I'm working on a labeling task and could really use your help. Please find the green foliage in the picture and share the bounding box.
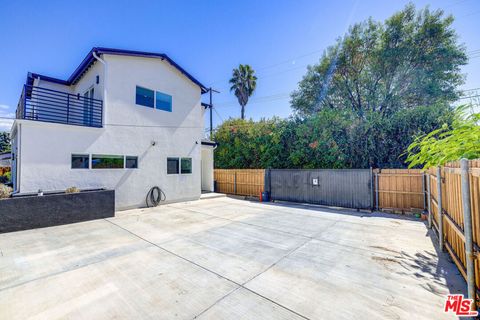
[214,118,286,169]
[0,132,10,153]
[406,106,480,168]
[214,104,452,169]
[229,64,257,119]
[291,4,467,117]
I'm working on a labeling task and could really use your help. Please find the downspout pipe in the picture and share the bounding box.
[92,51,107,126]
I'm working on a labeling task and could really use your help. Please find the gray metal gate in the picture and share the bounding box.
[266,169,373,209]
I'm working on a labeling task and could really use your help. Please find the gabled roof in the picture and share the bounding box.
[27,47,208,94]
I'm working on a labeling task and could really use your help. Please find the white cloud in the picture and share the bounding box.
[0,105,14,132]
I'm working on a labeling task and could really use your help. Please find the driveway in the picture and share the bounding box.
[0,196,465,319]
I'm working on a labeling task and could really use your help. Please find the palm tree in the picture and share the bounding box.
[229,64,257,119]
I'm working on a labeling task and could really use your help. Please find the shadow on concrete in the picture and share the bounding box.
[237,198,468,298]
[239,197,423,222]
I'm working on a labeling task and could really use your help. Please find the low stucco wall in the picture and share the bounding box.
[0,189,114,233]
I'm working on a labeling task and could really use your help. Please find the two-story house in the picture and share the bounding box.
[10,47,216,209]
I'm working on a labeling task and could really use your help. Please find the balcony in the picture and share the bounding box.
[16,85,103,128]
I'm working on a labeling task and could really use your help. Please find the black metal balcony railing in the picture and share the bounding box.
[17,85,103,128]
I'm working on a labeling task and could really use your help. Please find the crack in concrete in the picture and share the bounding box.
[241,220,340,287]
[104,219,312,320]
[173,205,314,240]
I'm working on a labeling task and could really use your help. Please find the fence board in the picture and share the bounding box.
[214,169,264,197]
[428,159,480,307]
[375,169,424,212]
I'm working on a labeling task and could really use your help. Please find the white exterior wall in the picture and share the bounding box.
[16,55,205,209]
[33,60,104,99]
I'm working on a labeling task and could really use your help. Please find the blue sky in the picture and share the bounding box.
[0,0,479,132]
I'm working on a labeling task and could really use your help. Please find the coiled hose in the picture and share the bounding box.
[146,186,166,207]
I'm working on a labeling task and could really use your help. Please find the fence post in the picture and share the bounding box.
[264,169,270,193]
[426,173,432,229]
[461,159,475,304]
[375,170,380,210]
[370,167,374,211]
[422,172,426,210]
[437,166,444,251]
[234,171,237,195]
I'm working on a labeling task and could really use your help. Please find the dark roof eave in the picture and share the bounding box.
[201,140,217,147]
[27,47,208,94]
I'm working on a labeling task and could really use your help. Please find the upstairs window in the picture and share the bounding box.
[136,86,154,108]
[156,91,172,112]
[136,85,172,112]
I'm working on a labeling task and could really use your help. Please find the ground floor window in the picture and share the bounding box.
[71,154,89,169]
[167,157,179,174]
[126,156,138,169]
[181,158,192,174]
[91,155,124,169]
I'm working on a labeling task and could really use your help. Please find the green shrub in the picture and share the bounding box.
[406,106,480,168]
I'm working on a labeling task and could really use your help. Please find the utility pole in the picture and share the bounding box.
[209,88,213,140]
[208,87,220,140]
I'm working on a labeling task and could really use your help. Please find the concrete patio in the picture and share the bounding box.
[0,197,466,319]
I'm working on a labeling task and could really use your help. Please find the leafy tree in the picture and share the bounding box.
[214,4,464,170]
[0,132,10,153]
[291,4,467,117]
[214,118,286,168]
[406,106,480,168]
[229,64,257,119]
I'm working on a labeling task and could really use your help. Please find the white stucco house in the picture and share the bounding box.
[11,47,216,209]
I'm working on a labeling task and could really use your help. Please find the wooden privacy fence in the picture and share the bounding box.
[426,159,480,306]
[214,169,265,197]
[373,169,426,212]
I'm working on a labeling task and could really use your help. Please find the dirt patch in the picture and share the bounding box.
[369,245,401,255]
[372,256,399,264]
[371,256,401,271]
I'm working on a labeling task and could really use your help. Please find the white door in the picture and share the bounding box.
[201,147,214,192]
